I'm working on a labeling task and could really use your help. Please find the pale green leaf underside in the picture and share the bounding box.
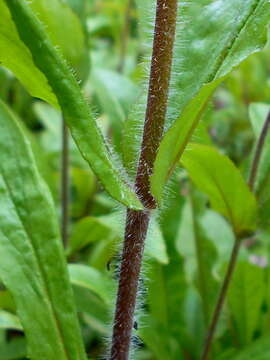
[0,100,87,360]
[0,311,22,331]
[181,144,257,236]
[151,0,270,204]
[2,0,142,210]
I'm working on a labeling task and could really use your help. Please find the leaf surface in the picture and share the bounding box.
[2,0,142,210]
[151,0,270,203]
[181,144,257,236]
[228,262,265,345]
[0,0,85,106]
[0,100,87,360]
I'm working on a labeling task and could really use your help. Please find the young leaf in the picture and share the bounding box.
[181,144,257,236]
[151,0,270,203]
[0,99,87,360]
[3,0,142,210]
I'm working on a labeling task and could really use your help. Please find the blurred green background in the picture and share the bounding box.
[1,0,270,359]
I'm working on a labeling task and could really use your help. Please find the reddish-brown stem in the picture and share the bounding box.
[110,1,178,359]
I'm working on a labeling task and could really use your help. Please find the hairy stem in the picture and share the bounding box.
[248,110,270,191]
[118,0,132,73]
[201,239,241,360]
[61,118,69,248]
[110,1,178,359]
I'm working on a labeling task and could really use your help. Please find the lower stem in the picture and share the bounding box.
[110,209,150,360]
[61,118,69,248]
[201,238,241,360]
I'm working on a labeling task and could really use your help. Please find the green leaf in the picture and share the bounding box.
[181,144,257,236]
[0,99,87,360]
[0,311,22,331]
[151,0,270,203]
[67,216,114,256]
[90,69,137,153]
[228,262,265,345]
[0,338,27,360]
[3,0,142,210]
[68,264,115,305]
[0,0,56,106]
[0,0,86,106]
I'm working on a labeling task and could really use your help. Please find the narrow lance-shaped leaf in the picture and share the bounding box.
[0,99,87,360]
[151,0,270,203]
[181,144,257,237]
[2,0,142,210]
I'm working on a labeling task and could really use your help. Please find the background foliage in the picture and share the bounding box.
[0,0,270,359]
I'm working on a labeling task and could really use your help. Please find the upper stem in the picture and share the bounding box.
[135,0,178,208]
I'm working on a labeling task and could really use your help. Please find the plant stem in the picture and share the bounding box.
[201,238,241,360]
[110,1,178,359]
[61,118,69,248]
[248,110,270,191]
[118,0,132,73]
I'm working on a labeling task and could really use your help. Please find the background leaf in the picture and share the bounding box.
[0,99,86,360]
[3,0,142,210]
[181,143,257,236]
[151,0,270,203]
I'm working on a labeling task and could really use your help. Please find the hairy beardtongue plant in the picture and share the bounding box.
[0,0,270,360]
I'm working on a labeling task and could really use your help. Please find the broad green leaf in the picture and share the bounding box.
[151,0,270,203]
[0,0,86,106]
[68,264,115,305]
[0,311,22,331]
[3,0,142,210]
[181,144,257,236]
[0,99,87,360]
[228,262,265,345]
